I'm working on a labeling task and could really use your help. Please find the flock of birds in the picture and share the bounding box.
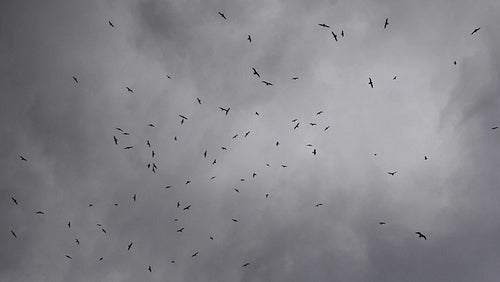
[9,9,496,277]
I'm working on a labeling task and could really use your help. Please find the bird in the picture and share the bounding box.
[126,87,133,93]
[148,123,155,127]
[253,173,257,178]
[379,222,386,225]
[148,266,152,272]
[218,12,227,20]
[309,123,317,126]
[146,140,151,147]
[234,188,240,193]
[152,150,155,158]
[255,112,259,116]
[306,144,313,147]
[68,221,71,228]
[292,77,299,80]
[388,171,397,176]
[210,236,214,240]
[19,155,27,162]
[197,97,202,104]
[265,193,269,198]
[384,18,389,29]
[133,194,136,202]
[10,230,17,238]
[291,118,298,122]
[471,27,480,35]
[166,74,172,79]
[177,202,180,208]
[116,127,123,132]
[219,107,230,115]
[424,156,428,160]
[262,81,273,86]
[192,251,199,257]
[244,131,250,137]
[242,263,250,267]
[123,146,133,150]
[393,76,397,80]
[247,35,251,42]
[331,31,338,41]
[316,111,324,115]
[252,67,260,78]
[65,255,72,259]
[211,176,216,180]
[113,136,118,145]
[183,205,191,210]
[99,257,103,261]
[294,123,300,130]
[318,23,330,28]
[491,126,498,130]
[276,141,279,146]
[312,149,317,155]
[165,185,172,189]
[232,219,238,222]
[232,134,238,139]
[127,242,133,250]
[341,30,344,37]
[416,232,427,240]
[176,228,184,233]
[281,164,288,168]
[11,197,18,205]
[72,76,78,83]
[35,211,45,214]
[185,180,191,185]
[368,77,374,88]
[324,126,330,131]
[212,159,216,165]
[122,132,130,135]
[75,238,80,244]
[101,228,106,234]
[453,61,457,65]
[108,20,114,27]
[179,114,188,120]
[315,203,323,207]
[221,147,227,150]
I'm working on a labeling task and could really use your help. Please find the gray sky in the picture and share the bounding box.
[1,0,500,281]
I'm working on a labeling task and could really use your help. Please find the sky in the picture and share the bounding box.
[1,0,500,281]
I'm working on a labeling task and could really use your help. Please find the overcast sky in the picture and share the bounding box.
[1,0,500,281]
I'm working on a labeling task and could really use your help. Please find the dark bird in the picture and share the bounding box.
[65,255,72,259]
[294,123,300,130]
[453,61,457,65]
[211,176,216,180]
[393,76,397,80]
[247,35,251,42]
[319,23,330,28]
[89,203,93,207]
[232,134,238,139]
[177,202,180,208]
[148,123,155,127]
[210,236,214,240]
[123,146,133,149]
[197,98,202,104]
[424,156,428,160]
[72,76,78,84]
[192,251,199,257]
[177,228,184,233]
[292,77,299,80]
[384,18,389,29]
[221,147,227,150]
[133,194,136,202]
[331,31,338,41]
[281,164,288,168]
[126,87,133,93]
[255,112,259,116]
[75,238,80,245]
[265,193,269,198]
[186,180,191,185]
[316,111,324,115]
[165,185,172,189]
[113,136,118,145]
[253,173,257,178]
[174,136,178,141]
[244,131,250,137]
[116,127,123,132]
[219,107,230,115]
[416,232,427,240]
[36,211,45,214]
[471,27,480,35]
[108,20,114,27]
[341,30,344,37]
[242,263,250,267]
[324,126,330,131]
[309,123,317,126]
[266,163,270,167]
[183,205,191,210]
[218,12,227,20]
[146,140,151,147]
[167,75,172,79]
[252,67,260,78]
[379,222,386,225]
[276,141,279,146]
[96,224,102,226]
[262,81,273,86]
[491,126,498,130]
[99,257,103,261]
[291,118,298,122]
[212,159,216,165]
[203,150,207,158]
[315,203,323,207]
[312,149,317,155]
[368,77,374,88]
[128,242,133,250]
[179,114,188,120]
[152,150,155,158]
[234,188,240,193]
[101,228,106,234]
[232,219,238,222]
[19,155,27,162]
[148,266,152,272]
[306,144,313,147]
[68,221,71,228]
[388,171,397,176]
[11,197,18,205]
[11,230,17,238]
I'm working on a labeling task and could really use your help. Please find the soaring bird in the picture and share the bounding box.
[331,31,338,41]
[11,230,17,238]
[388,171,397,176]
[234,188,240,193]
[192,251,199,257]
[292,77,299,80]
[19,155,27,162]
[491,126,498,130]
[384,18,389,29]
[176,228,184,233]
[291,118,298,122]
[471,28,480,35]
[281,164,288,168]
[166,74,172,79]
[146,140,151,147]
[232,219,238,222]
[324,126,330,131]
[113,136,118,145]
[99,257,103,261]
[265,193,269,198]
[148,123,155,127]
[294,123,300,130]
[126,87,133,93]
[128,242,133,250]
[148,266,152,272]
[124,146,133,150]
[309,123,317,126]
[152,150,155,158]
[101,228,106,234]
[133,194,136,202]
[197,97,202,104]
[177,202,180,208]
[341,30,344,37]
[219,107,230,115]
[368,77,374,88]
[453,61,457,65]
[424,156,428,160]
[312,149,317,155]
[212,159,217,165]
[315,203,323,207]
[75,238,80,245]
[416,232,427,240]
[393,76,397,80]
[247,35,251,42]
[218,12,227,20]
[244,131,250,137]
[210,236,214,240]
[262,81,273,86]
[276,141,279,146]
[203,150,207,158]
[36,211,45,214]
[122,132,130,135]
[232,134,238,139]
[306,144,313,147]
[165,185,172,189]
[253,173,257,178]
[116,127,123,132]
[221,147,227,150]
[185,180,191,185]
[65,255,72,259]
[183,205,191,210]
[108,20,114,27]
[211,176,216,180]
[255,112,259,116]
[252,67,260,78]
[179,114,188,120]
[11,197,18,205]
[68,221,71,228]
[242,263,250,267]
[72,76,78,83]
[318,23,330,28]
[316,111,324,115]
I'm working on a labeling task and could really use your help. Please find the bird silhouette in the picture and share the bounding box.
[165,185,172,189]
[281,164,288,168]
[123,146,133,150]
[318,23,330,28]
[167,75,172,79]
[152,150,155,158]
[255,112,259,116]
[72,76,78,83]
[128,242,133,250]
[177,201,180,208]
[292,77,299,80]
[265,193,269,198]
[262,81,273,86]
[379,222,386,225]
[247,35,251,42]
[11,230,17,238]
[148,123,155,127]
[148,266,152,272]
[309,123,317,126]
[183,205,191,210]
[113,136,118,145]
[179,114,188,120]
[126,87,133,93]
[316,111,324,115]
[177,228,184,232]
[192,251,199,257]
[384,18,389,29]
[122,132,130,135]
[186,180,191,185]
[324,126,330,131]
[416,232,427,240]
[244,131,250,137]
[312,149,317,155]
[232,134,238,139]
[197,97,202,104]
[331,31,338,41]
[368,77,374,88]
[388,171,397,176]
[315,203,323,207]
[306,144,313,147]
[108,20,114,27]
[68,221,71,228]
[453,61,457,65]
[232,219,238,222]
[11,197,18,205]
[65,255,72,259]
[294,123,300,130]
[35,211,45,214]
[242,262,250,267]
[99,257,103,261]
[210,236,214,240]
[341,30,344,37]
[19,155,27,162]
[234,188,240,193]
[101,228,106,234]
[218,12,227,20]
[212,159,216,165]
[471,28,480,35]
[253,173,257,178]
[252,67,260,78]
[133,194,136,202]
[116,127,123,132]
[221,146,227,150]
[219,107,230,115]
[491,126,498,130]
[291,118,298,122]
[146,140,151,147]
[276,141,279,146]
[424,156,428,160]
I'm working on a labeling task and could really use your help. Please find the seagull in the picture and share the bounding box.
[384,18,389,29]
[453,61,457,65]
[324,126,330,131]
[75,238,80,244]
[197,98,202,104]
[177,228,184,232]
[101,228,106,234]
[35,211,45,214]
[242,262,250,267]
[65,255,72,260]
[368,77,374,88]
[416,232,427,240]
[113,136,118,145]
[179,114,188,120]
[124,146,133,150]
[316,111,324,115]
[218,12,227,20]
[312,149,317,155]
[211,176,216,180]
[315,203,323,207]
[219,107,230,115]
[183,205,191,210]
[318,23,330,28]
[127,242,133,250]
[306,144,313,147]
[262,81,273,86]
[11,230,17,238]
[11,197,18,205]
[294,123,300,130]
[192,251,199,257]
[234,188,240,193]
[379,222,386,225]
[491,126,498,130]
[247,35,251,42]
[19,155,27,162]
[388,171,397,176]
[177,202,180,208]
[232,219,238,222]
[126,87,133,93]
[331,31,338,41]
[152,150,155,158]
[148,266,152,272]
[252,68,260,78]
[108,20,114,27]
[244,131,250,137]
[292,77,299,80]
[148,123,155,127]
[471,28,480,35]
[72,76,78,83]
[116,127,123,132]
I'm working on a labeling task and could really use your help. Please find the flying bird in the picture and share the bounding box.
[221,147,227,150]
[146,140,151,147]
[122,132,130,135]
[341,30,344,37]
[123,146,133,150]
[384,18,389,29]
[232,219,238,222]
[244,131,250,137]
[166,74,172,79]
[219,107,230,115]
[116,127,123,132]
[312,149,317,155]
[128,242,133,250]
[11,197,18,205]
[324,126,330,131]
[262,81,273,86]
[316,111,324,115]
[252,67,260,78]
[75,238,80,244]
[255,112,259,116]
[113,136,118,145]
[72,76,78,84]
[315,203,323,207]
[292,77,299,80]
[65,255,72,260]
[368,77,374,88]
[471,27,480,35]
[234,188,240,193]
[242,263,250,267]
[379,222,386,225]
[253,173,257,178]
[11,230,17,238]
[281,164,288,168]
[108,20,114,27]
[331,31,338,41]
[19,155,27,162]
[218,12,227,20]
[68,221,71,228]
[177,228,184,233]
[165,185,172,189]
[101,228,106,234]
[416,232,427,240]
[177,202,180,208]
[148,123,155,127]
[247,35,251,42]
[99,257,103,261]
[212,159,216,165]
[306,144,313,147]
[126,87,133,93]
[294,123,300,130]
[185,180,191,185]
[133,194,136,202]
[265,193,269,198]
[309,123,317,126]
[232,134,238,139]
[179,114,188,120]
[491,126,498,130]
[388,171,397,176]
[148,266,152,272]
[453,61,457,65]
[210,236,214,240]
[35,211,45,214]
[393,76,397,80]
[192,251,199,257]
[424,156,428,160]
[183,205,191,210]
[291,118,298,122]
[197,97,202,104]
[318,23,330,28]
